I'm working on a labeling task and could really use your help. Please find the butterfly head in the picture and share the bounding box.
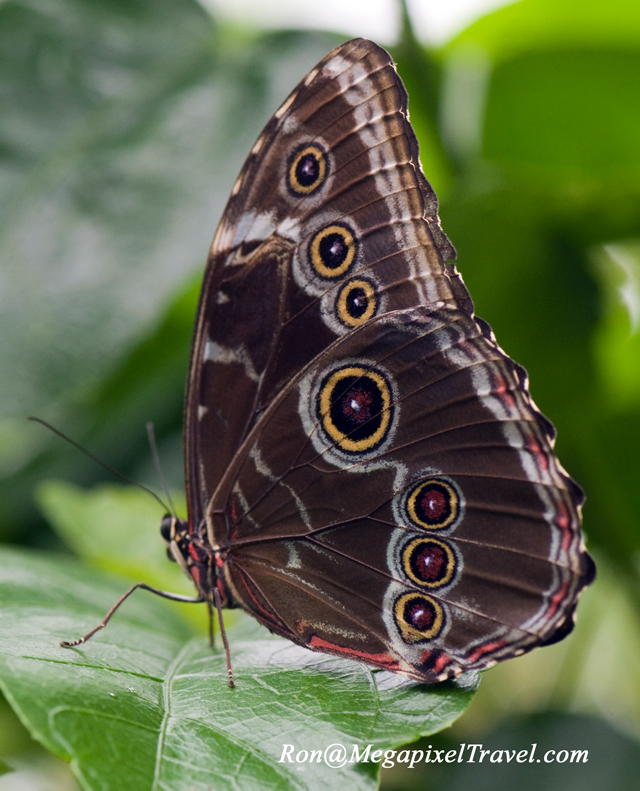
[160,513,193,567]
[159,514,227,604]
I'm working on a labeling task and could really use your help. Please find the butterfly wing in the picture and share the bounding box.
[208,306,593,682]
[185,38,470,528]
[184,38,594,682]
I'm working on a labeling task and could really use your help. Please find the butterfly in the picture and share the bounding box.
[64,38,595,685]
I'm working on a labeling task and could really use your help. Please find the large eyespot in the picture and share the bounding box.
[401,537,458,589]
[337,279,377,327]
[288,145,327,195]
[309,224,356,278]
[394,592,445,643]
[318,365,393,453]
[407,478,461,530]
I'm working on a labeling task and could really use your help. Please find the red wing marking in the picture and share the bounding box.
[309,635,400,669]
[555,500,574,553]
[466,639,507,664]
[432,651,453,674]
[492,372,516,409]
[419,649,454,674]
[525,433,549,472]
[546,579,571,620]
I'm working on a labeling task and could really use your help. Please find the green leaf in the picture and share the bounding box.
[591,242,640,411]
[0,0,215,419]
[0,547,478,791]
[448,0,640,62]
[483,50,640,177]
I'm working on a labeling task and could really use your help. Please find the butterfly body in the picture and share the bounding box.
[164,38,594,683]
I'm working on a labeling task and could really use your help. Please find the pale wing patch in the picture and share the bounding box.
[304,67,319,86]
[204,339,260,383]
[322,54,352,79]
[214,210,278,260]
[277,216,301,242]
[282,114,299,135]
[275,91,297,119]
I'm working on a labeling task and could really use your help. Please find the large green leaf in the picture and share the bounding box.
[449,0,640,61]
[483,50,640,176]
[0,547,478,791]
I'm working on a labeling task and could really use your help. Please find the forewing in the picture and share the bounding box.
[185,38,468,527]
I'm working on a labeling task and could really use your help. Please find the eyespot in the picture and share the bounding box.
[309,224,356,278]
[401,537,458,589]
[317,365,393,453]
[394,592,445,643]
[337,279,377,326]
[406,478,461,530]
[288,145,327,195]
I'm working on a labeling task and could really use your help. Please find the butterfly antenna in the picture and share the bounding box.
[28,416,170,513]
[146,421,177,517]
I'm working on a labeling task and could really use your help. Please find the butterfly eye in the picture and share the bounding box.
[318,365,393,453]
[337,279,377,326]
[309,224,357,278]
[406,479,461,530]
[401,537,458,589]
[288,144,327,194]
[394,592,446,643]
[160,514,174,542]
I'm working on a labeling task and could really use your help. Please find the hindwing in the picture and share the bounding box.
[207,306,592,681]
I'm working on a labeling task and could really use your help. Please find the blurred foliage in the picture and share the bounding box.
[1,0,639,787]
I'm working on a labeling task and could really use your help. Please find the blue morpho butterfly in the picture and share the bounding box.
[60,39,595,687]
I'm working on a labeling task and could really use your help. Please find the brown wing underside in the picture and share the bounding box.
[185,39,470,527]
[181,39,594,683]
[214,306,593,681]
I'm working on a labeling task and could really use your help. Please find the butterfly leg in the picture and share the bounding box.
[213,587,235,688]
[59,583,205,647]
[207,600,215,649]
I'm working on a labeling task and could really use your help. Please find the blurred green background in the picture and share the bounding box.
[1,0,640,787]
